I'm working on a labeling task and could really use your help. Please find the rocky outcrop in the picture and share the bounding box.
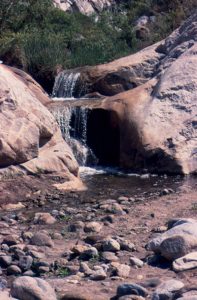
[0,65,78,180]
[53,0,115,15]
[53,12,197,174]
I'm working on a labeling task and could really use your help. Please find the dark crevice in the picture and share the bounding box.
[86,109,120,167]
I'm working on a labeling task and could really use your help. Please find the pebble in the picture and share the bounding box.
[90,268,107,281]
[117,283,148,297]
[111,262,131,278]
[102,238,120,252]
[84,222,103,233]
[34,212,56,225]
[7,265,22,275]
[130,257,144,268]
[30,232,54,247]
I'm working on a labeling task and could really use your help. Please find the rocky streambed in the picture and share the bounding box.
[0,172,196,299]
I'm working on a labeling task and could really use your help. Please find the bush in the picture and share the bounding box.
[0,0,196,91]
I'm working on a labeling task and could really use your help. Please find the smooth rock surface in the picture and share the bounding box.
[11,276,57,300]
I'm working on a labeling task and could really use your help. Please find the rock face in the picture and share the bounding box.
[53,0,115,15]
[52,12,197,174]
[0,65,78,179]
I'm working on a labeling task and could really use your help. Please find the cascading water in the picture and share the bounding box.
[51,69,97,166]
[52,71,86,98]
[52,106,97,166]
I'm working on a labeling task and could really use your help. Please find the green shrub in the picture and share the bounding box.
[0,0,196,90]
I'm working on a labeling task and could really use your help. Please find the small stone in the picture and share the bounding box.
[7,265,22,275]
[2,234,19,246]
[84,222,103,233]
[22,231,34,240]
[1,244,9,251]
[119,296,145,300]
[79,262,92,276]
[80,247,98,260]
[0,291,11,300]
[11,276,57,300]
[90,268,107,281]
[112,263,130,278]
[18,255,33,271]
[130,257,144,268]
[118,239,136,252]
[117,283,148,297]
[68,221,85,232]
[152,279,184,300]
[0,255,12,267]
[118,196,129,202]
[72,245,89,255]
[103,238,120,252]
[34,213,56,225]
[23,270,36,277]
[102,252,119,262]
[30,232,54,247]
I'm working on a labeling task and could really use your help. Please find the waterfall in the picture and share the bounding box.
[51,106,97,166]
[52,71,82,98]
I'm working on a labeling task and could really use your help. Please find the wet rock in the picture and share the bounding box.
[7,265,22,275]
[0,255,12,267]
[30,232,54,247]
[102,238,120,252]
[173,252,197,272]
[117,283,148,297]
[34,213,56,225]
[112,262,131,278]
[152,279,184,300]
[11,276,57,300]
[18,255,33,271]
[130,257,144,268]
[84,222,103,233]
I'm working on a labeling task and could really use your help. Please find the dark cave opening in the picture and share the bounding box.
[86,109,120,167]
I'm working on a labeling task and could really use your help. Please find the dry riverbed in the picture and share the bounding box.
[0,173,196,299]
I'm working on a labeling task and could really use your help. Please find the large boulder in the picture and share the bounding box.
[0,65,78,179]
[146,219,197,260]
[11,276,57,300]
[52,12,197,174]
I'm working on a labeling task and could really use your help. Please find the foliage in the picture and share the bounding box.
[0,0,196,91]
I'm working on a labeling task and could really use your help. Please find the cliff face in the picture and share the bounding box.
[53,0,116,15]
